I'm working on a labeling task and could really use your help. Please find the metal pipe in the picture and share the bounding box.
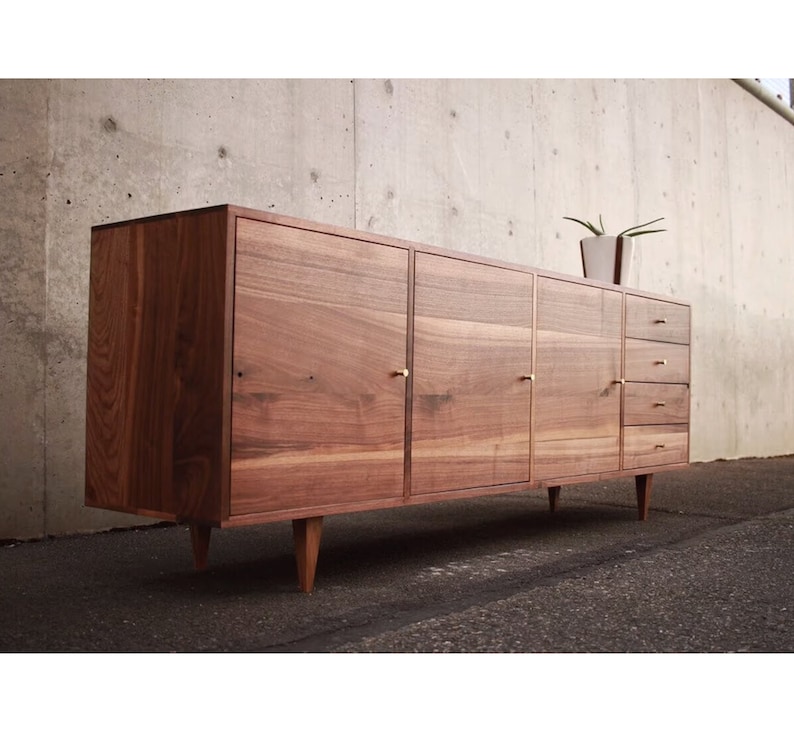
[733,78,794,125]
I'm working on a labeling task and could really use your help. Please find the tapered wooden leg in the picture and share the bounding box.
[190,524,211,570]
[292,516,323,593]
[548,486,561,513]
[635,473,653,521]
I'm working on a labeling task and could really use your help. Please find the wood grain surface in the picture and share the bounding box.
[625,339,690,383]
[624,382,690,425]
[533,277,622,479]
[86,204,692,542]
[85,208,231,522]
[623,424,689,469]
[230,219,409,515]
[625,294,690,344]
[410,253,533,493]
[84,204,694,589]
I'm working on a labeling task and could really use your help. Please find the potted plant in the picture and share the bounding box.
[563,215,665,286]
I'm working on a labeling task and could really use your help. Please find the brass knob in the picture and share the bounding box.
[656,359,667,365]
[655,443,666,448]
[655,318,668,324]
[522,374,535,381]
[655,401,666,407]
[615,378,626,385]
[396,368,409,378]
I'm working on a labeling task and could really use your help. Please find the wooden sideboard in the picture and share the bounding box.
[85,204,691,592]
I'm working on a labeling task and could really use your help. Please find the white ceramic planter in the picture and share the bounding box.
[580,235,635,286]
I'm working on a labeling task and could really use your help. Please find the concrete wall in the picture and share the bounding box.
[2,78,792,540]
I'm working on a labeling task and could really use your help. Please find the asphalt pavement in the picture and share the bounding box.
[1,455,792,654]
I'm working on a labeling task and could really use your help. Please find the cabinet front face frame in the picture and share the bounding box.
[410,253,534,494]
[533,277,623,480]
[229,218,410,516]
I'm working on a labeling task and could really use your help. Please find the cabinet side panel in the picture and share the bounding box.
[85,210,229,521]
[85,225,136,511]
[170,210,231,522]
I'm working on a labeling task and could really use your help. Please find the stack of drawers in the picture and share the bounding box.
[622,294,690,469]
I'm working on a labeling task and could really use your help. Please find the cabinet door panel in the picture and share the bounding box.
[230,219,409,515]
[534,278,622,480]
[411,253,533,494]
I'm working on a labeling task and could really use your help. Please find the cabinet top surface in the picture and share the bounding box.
[92,203,691,307]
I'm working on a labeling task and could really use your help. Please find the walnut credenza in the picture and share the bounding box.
[85,205,691,592]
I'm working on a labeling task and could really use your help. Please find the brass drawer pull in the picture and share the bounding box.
[655,443,666,448]
[655,318,668,324]
[656,359,667,365]
[522,374,535,381]
[654,401,666,407]
[396,368,409,378]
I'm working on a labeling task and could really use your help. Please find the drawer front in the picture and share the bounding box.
[626,295,690,344]
[624,383,689,425]
[623,425,689,469]
[625,339,689,383]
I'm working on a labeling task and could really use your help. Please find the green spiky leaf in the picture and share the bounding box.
[565,215,666,239]
[563,216,604,236]
[617,217,666,237]
[623,228,667,238]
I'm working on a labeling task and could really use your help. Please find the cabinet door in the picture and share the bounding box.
[230,219,409,515]
[534,277,622,480]
[411,253,533,494]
